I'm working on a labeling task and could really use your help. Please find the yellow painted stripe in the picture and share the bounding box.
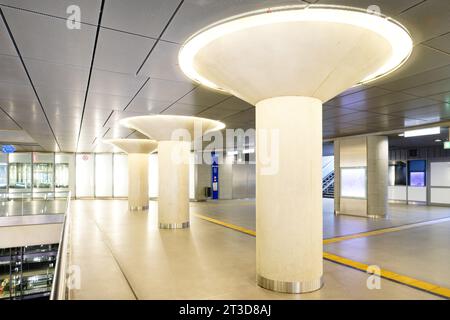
[193,213,256,236]
[323,252,450,299]
[324,216,450,244]
[194,213,450,299]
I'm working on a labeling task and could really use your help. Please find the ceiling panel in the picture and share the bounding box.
[3,7,96,67]
[0,55,29,85]
[25,59,89,92]
[0,0,102,24]
[0,82,37,102]
[137,78,195,102]
[211,96,252,111]
[369,97,440,114]
[36,87,85,110]
[0,98,40,118]
[429,91,450,103]
[86,91,133,111]
[398,0,450,44]
[315,0,424,16]
[197,106,242,120]
[370,45,450,86]
[342,92,418,111]
[163,0,309,43]
[89,69,147,97]
[390,103,450,122]
[101,0,181,38]
[0,18,17,56]
[0,110,20,130]
[124,97,169,114]
[325,87,390,107]
[162,102,209,116]
[377,64,450,92]
[424,32,450,54]
[95,28,156,75]
[323,106,358,120]
[178,86,229,107]
[403,77,450,97]
[138,41,189,82]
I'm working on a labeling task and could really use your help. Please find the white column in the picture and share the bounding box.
[334,140,341,215]
[158,140,190,229]
[256,96,323,293]
[128,153,149,211]
[367,136,388,217]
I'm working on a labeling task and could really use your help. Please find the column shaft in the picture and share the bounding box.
[334,140,341,214]
[128,153,149,211]
[158,140,190,229]
[255,96,323,293]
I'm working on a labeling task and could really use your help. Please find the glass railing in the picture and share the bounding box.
[0,192,69,218]
[0,192,71,300]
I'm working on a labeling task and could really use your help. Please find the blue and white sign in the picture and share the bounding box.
[2,145,15,154]
[211,151,219,200]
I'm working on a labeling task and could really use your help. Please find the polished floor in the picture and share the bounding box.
[68,199,449,300]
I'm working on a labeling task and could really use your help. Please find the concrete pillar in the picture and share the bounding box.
[367,136,388,217]
[128,153,149,211]
[336,136,388,217]
[158,140,191,229]
[333,140,341,215]
[256,96,323,293]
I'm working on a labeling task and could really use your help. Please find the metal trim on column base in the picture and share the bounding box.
[159,221,190,229]
[129,205,149,211]
[257,274,323,294]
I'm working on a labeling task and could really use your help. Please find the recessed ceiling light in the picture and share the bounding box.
[403,127,441,138]
[435,139,442,142]
[179,4,413,92]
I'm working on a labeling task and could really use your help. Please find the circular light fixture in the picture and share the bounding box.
[435,139,442,143]
[179,4,413,93]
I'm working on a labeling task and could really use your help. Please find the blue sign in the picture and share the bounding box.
[2,145,15,154]
[211,151,219,200]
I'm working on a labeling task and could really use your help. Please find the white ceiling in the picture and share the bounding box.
[0,0,449,153]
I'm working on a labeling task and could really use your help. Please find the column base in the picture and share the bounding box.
[159,221,190,229]
[256,274,323,294]
[129,205,149,211]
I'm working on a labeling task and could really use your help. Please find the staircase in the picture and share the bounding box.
[322,171,335,198]
[322,156,335,198]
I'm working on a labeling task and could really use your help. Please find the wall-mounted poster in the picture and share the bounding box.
[341,167,367,199]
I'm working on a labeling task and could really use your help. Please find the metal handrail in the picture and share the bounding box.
[50,191,71,300]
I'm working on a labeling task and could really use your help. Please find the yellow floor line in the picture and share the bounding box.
[193,213,450,299]
[323,252,450,299]
[193,213,256,236]
[323,216,450,244]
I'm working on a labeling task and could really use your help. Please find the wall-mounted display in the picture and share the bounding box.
[341,167,367,199]
[408,160,426,187]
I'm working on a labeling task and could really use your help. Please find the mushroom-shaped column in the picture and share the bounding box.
[178,5,412,293]
[104,139,158,211]
[120,115,225,229]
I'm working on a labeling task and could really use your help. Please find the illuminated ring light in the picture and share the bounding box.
[179,4,413,92]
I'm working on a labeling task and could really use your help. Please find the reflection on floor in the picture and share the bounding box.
[69,199,449,300]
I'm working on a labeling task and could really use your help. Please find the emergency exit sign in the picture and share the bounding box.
[444,141,450,149]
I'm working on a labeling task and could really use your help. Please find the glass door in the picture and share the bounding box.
[9,153,32,198]
[0,153,7,194]
[55,153,74,197]
[32,153,54,198]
